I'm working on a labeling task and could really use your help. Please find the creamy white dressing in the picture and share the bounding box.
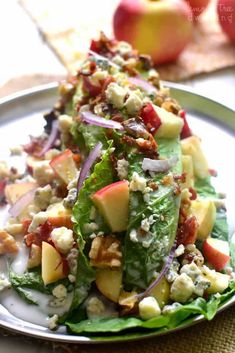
[11,241,29,275]
[0,236,73,327]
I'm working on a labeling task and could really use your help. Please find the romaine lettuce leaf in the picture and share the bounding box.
[72,142,114,240]
[66,279,235,334]
[124,138,182,289]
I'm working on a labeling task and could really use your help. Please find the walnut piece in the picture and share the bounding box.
[0,230,18,254]
[89,236,122,268]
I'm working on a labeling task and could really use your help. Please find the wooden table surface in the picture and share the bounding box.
[0,1,234,352]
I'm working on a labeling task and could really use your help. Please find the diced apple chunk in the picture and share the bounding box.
[150,277,170,308]
[190,199,216,240]
[206,271,230,295]
[153,105,183,138]
[49,149,78,184]
[41,241,66,285]
[181,155,194,189]
[91,181,129,232]
[5,182,37,205]
[181,136,209,179]
[95,268,122,303]
[202,238,230,271]
[46,202,73,229]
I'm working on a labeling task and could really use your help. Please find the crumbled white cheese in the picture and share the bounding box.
[193,275,210,297]
[175,244,185,257]
[116,41,132,55]
[28,211,48,232]
[58,114,73,133]
[105,82,127,109]
[129,229,138,243]
[27,204,41,219]
[138,296,161,320]
[48,314,58,330]
[33,161,54,185]
[112,54,125,66]
[94,103,104,116]
[89,70,108,86]
[34,184,52,210]
[170,273,195,303]
[67,248,78,275]
[125,90,143,116]
[130,172,147,193]
[83,222,99,233]
[51,227,74,254]
[68,274,76,283]
[165,259,180,283]
[52,284,67,299]
[10,145,23,156]
[67,177,79,190]
[116,159,129,180]
[180,263,201,281]
[162,302,182,315]
[0,274,10,292]
[86,297,106,319]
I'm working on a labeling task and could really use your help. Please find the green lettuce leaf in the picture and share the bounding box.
[72,142,114,240]
[66,280,235,335]
[124,138,182,289]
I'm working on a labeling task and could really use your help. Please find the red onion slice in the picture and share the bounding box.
[127,77,156,95]
[88,50,120,69]
[80,111,124,130]
[36,120,59,157]
[142,156,178,173]
[9,187,37,218]
[140,240,177,299]
[77,142,102,193]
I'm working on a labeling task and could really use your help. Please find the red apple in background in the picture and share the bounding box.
[217,0,235,43]
[185,0,211,20]
[113,0,193,65]
[202,238,230,271]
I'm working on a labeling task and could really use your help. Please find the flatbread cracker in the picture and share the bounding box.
[20,0,235,81]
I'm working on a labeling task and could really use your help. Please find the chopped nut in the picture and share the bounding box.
[181,244,204,267]
[89,236,122,268]
[0,230,18,254]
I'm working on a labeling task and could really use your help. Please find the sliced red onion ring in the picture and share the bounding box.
[127,77,156,94]
[139,240,177,299]
[8,187,37,218]
[142,155,178,173]
[88,50,120,69]
[80,111,124,130]
[77,142,102,193]
[36,120,59,157]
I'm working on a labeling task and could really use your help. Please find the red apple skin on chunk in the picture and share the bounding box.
[113,0,193,65]
[91,181,129,232]
[202,238,230,271]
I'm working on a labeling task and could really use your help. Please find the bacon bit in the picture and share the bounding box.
[82,76,103,97]
[121,135,136,147]
[62,257,69,276]
[24,221,53,247]
[174,173,186,183]
[89,32,117,56]
[0,179,7,206]
[209,169,218,177]
[177,215,198,246]
[174,184,181,196]
[23,136,47,156]
[179,110,192,139]
[22,219,32,235]
[140,103,162,135]
[72,153,81,166]
[189,187,197,200]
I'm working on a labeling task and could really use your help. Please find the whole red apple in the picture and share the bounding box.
[113,0,193,65]
[217,0,235,43]
[185,0,211,20]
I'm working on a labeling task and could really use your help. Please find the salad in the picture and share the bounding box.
[0,33,235,336]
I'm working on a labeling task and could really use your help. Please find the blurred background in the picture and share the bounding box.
[0,0,234,108]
